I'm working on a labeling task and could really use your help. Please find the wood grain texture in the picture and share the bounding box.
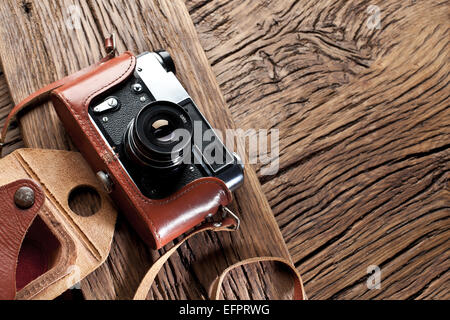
[0,0,448,300]
[0,0,296,300]
[187,0,450,299]
[0,72,24,155]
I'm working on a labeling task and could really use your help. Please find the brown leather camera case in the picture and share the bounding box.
[50,52,232,249]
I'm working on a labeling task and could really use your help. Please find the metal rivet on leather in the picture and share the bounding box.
[14,186,35,209]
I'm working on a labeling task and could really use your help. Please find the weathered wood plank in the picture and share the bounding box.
[0,72,23,155]
[187,0,450,299]
[0,0,448,300]
[0,0,296,300]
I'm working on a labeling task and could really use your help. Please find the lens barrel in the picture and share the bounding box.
[124,101,193,170]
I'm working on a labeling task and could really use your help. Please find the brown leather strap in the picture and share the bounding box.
[134,216,306,300]
[0,36,117,158]
[209,257,306,300]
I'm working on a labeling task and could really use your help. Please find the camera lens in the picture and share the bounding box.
[124,101,193,170]
[150,119,176,143]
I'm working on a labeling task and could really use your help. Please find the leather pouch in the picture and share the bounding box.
[0,149,117,300]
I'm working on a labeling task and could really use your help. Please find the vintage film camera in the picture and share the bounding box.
[89,51,244,200]
[49,50,244,248]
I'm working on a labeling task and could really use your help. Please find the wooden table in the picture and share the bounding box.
[1,0,449,299]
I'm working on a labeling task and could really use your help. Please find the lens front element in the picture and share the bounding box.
[124,100,193,170]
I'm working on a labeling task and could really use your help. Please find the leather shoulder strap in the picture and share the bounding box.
[134,216,306,300]
[0,36,117,158]
[209,256,306,300]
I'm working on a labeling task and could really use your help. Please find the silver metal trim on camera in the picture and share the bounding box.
[135,52,190,104]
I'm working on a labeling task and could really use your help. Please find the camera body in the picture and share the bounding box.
[88,52,244,200]
[51,51,243,248]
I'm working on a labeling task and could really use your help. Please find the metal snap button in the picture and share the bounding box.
[14,186,35,209]
[132,83,143,93]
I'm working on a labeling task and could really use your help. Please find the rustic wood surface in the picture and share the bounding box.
[0,0,448,299]
[0,0,297,300]
[186,0,450,299]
